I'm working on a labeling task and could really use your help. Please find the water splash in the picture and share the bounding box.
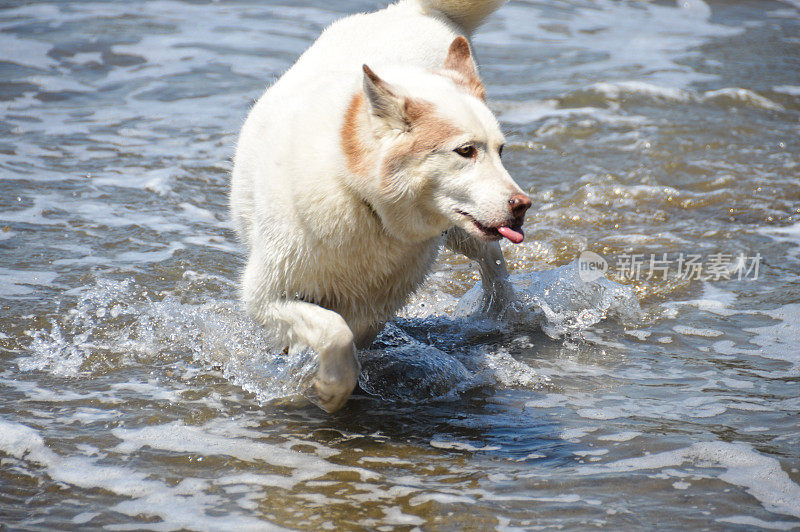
[20,279,318,403]
[359,260,640,400]
[359,323,472,402]
[359,323,551,402]
[455,259,642,338]
[19,261,638,404]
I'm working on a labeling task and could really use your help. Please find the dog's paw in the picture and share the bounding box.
[306,376,356,413]
[304,336,360,413]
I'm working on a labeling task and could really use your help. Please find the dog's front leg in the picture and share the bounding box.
[250,300,361,413]
[444,227,516,315]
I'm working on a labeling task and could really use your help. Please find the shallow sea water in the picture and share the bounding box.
[1,0,800,529]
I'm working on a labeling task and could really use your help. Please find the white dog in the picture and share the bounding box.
[230,0,531,412]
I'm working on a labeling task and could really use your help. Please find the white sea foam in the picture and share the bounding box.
[598,432,642,442]
[477,349,549,388]
[0,32,58,70]
[500,82,785,133]
[701,88,784,111]
[625,330,651,341]
[580,441,800,519]
[408,492,478,506]
[673,325,723,337]
[760,223,800,262]
[570,81,693,104]
[525,387,766,423]
[380,507,425,527]
[561,426,599,441]
[494,99,648,127]
[574,448,609,458]
[717,515,800,530]
[745,304,800,369]
[112,420,377,484]
[677,0,712,18]
[773,85,800,96]
[0,268,59,298]
[664,284,739,317]
[708,304,800,373]
[0,418,279,530]
[114,241,186,264]
[576,394,728,421]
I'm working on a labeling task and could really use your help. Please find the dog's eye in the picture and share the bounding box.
[454,144,476,158]
[498,144,504,157]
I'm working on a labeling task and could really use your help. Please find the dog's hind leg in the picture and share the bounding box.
[250,300,361,413]
[444,227,516,315]
[355,322,386,350]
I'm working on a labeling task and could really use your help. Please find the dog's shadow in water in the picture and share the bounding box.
[294,384,572,465]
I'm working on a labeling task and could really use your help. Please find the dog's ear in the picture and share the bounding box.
[443,36,486,100]
[362,65,412,131]
[443,36,477,78]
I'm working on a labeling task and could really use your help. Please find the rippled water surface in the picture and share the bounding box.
[2,0,800,529]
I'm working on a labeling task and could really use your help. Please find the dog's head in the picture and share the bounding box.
[341,36,530,244]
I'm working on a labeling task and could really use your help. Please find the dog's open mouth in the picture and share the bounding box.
[457,211,525,244]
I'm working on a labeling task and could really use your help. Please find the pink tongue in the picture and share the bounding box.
[498,226,525,244]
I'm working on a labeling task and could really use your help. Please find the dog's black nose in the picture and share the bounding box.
[509,193,532,219]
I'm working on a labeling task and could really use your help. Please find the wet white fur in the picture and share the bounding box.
[230,0,519,412]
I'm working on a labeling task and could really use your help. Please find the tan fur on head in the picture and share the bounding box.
[441,36,486,100]
[341,92,372,178]
[341,73,463,196]
[383,99,463,193]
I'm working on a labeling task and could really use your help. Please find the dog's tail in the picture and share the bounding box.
[414,0,506,33]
